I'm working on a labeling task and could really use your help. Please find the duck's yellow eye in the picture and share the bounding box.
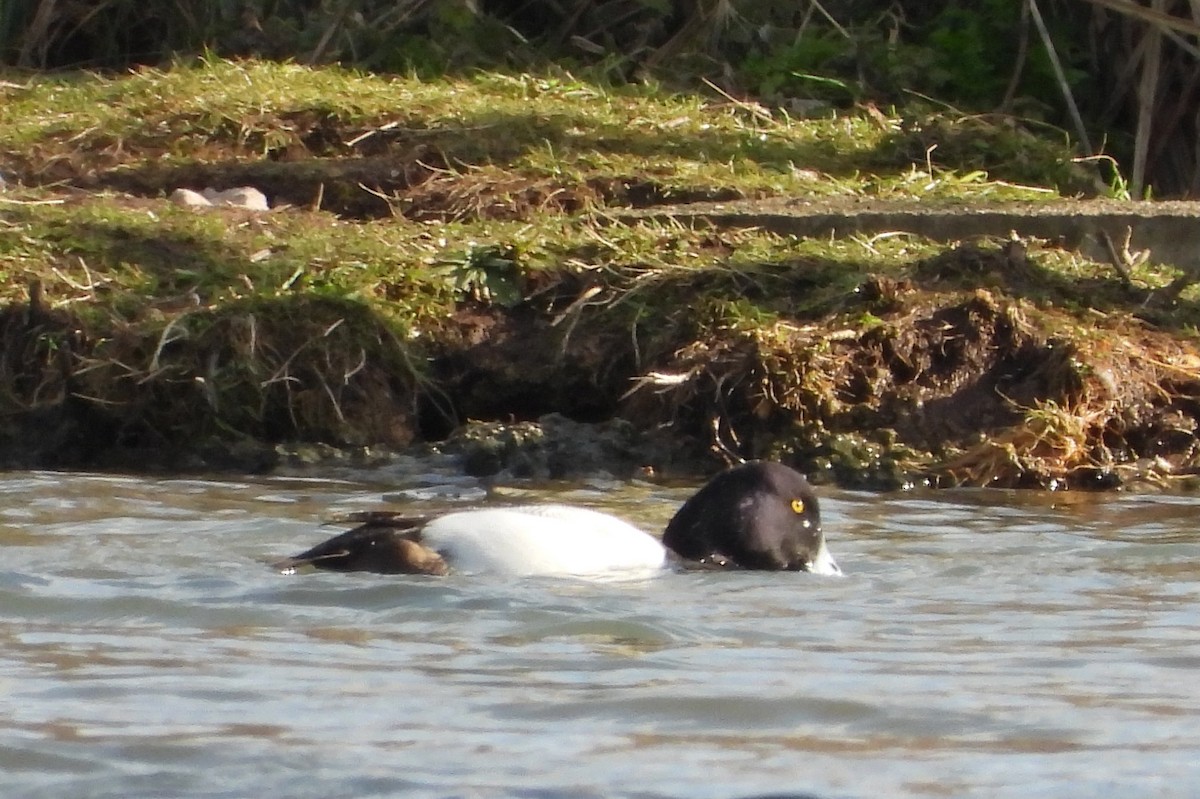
[790,498,805,514]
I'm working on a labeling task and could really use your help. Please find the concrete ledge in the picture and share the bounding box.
[620,198,1200,270]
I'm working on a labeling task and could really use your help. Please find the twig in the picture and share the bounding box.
[317,372,346,422]
[1000,0,1032,113]
[308,0,356,63]
[0,197,66,205]
[148,313,192,373]
[1098,228,1137,285]
[51,257,99,293]
[343,348,367,382]
[346,121,400,148]
[550,285,602,327]
[709,414,746,466]
[1081,0,1200,37]
[1131,0,1166,198]
[808,0,850,39]
[357,182,398,217]
[701,77,776,125]
[1029,0,1094,154]
[280,265,305,291]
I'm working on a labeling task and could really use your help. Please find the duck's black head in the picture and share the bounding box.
[663,461,839,573]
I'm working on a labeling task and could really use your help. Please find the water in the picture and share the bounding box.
[1,467,1199,799]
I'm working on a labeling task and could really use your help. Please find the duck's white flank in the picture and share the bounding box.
[421,505,668,577]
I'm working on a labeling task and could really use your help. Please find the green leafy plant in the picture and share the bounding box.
[740,29,854,103]
[438,243,524,307]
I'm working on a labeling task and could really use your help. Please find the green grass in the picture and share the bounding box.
[6,191,1195,338]
[0,57,1077,205]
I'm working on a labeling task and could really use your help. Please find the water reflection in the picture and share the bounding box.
[1,469,1199,798]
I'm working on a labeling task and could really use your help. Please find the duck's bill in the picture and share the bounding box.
[806,540,842,576]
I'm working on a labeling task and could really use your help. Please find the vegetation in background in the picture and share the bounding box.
[0,1,1174,194]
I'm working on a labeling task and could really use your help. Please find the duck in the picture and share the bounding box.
[274,460,841,578]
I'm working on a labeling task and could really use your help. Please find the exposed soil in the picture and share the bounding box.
[4,199,1198,489]
[4,67,1200,488]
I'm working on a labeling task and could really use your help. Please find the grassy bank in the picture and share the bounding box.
[2,58,1198,488]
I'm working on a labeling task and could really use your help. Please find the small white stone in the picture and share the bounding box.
[170,188,212,207]
[202,186,270,210]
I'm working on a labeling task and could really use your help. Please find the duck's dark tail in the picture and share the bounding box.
[274,514,449,575]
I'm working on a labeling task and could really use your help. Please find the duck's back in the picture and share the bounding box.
[422,505,667,577]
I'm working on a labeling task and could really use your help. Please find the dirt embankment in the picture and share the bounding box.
[4,203,1198,490]
[3,62,1199,488]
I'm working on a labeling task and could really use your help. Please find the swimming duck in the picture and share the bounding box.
[275,461,840,578]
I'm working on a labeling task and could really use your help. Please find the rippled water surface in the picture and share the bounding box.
[2,466,1199,799]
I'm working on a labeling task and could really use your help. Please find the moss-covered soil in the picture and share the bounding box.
[2,58,1199,489]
